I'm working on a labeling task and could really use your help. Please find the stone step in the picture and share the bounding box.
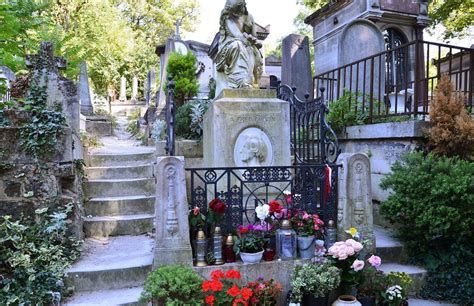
[63,286,147,306]
[374,226,407,263]
[66,235,153,292]
[86,178,155,198]
[86,164,153,180]
[87,152,155,167]
[379,263,427,296]
[407,299,457,306]
[84,214,154,237]
[85,195,155,217]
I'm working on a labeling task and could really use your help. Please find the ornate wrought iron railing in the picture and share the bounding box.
[186,164,339,236]
[277,84,340,164]
[313,40,473,122]
[164,78,175,156]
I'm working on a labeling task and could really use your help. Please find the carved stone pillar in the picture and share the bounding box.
[154,156,193,267]
[336,153,375,250]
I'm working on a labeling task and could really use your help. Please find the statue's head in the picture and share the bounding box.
[224,0,247,15]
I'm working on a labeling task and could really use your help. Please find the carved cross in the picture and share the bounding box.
[25,42,67,72]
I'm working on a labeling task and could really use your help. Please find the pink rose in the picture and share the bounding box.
[346,239,363,252]
[303,213,310,220]
[368,255,382,268]
[351,259,365,271]
[345,245,355,256]
[193,207,200,216]
[338,251,348,260]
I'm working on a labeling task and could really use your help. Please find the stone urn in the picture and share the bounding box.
[332,295,362,306]
[297,235,315,259]
[240,250,264,264]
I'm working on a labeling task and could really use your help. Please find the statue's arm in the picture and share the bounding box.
[225,19,247,43]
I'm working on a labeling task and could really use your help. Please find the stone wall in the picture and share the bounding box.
[337,120,429,224]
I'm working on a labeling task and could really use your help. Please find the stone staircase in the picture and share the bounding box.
[374,226,456,306]
[64,147,156,305]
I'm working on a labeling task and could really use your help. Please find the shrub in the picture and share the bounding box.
[175,99,210,140]
[140,265,203,304]
[0,205,81,305]
[427,75,474,160]
[290,262,341,302]
[166,51,199,106]
[380,151,474,303]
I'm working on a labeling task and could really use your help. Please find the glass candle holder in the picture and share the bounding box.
[276,220,297,260]
[224,234,236,263]
[195,230,208,267]
[213,227,224,265]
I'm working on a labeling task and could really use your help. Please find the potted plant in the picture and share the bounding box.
[357,255,385,306]
[246,277,283,305]
[327,238,364,296]
[140,265,204,305]
[202,269,254,305]
[380,272,411,306]
[290,262,341,306]
[291,210,325,259]
[234,224,265,263]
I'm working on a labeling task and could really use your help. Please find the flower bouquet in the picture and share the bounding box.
[246,277,283,305]
[235,224,265,263]
[202,269,253,306]
[208,198,227,226]
[327,238,364,293]
[290,211,325,238]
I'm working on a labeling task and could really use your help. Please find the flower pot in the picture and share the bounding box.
[358,296,375,306]
[297,235,315,259]
[240,250,264,264]
[332,295,361,306]
[302,294,328,306]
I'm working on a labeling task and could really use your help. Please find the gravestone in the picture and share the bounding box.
[78,61,93,115]
[281,34,313,101]
[153,156,193,267]
[203,89,290,169]
[336,153,375,250]
[131,76,138,102]
[119,76,127,101]
[25,42,79,130]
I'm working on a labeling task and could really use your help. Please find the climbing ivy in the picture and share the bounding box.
[18,85,67,160]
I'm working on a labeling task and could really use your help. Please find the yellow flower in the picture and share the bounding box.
[346,227,358,237]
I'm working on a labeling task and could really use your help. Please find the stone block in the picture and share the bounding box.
[85,118,113,136]
[282,34,313,100]
[154,156,193,267]
[203,90,291,168]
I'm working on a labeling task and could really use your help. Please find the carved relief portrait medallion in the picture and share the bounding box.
[233,127,273,167]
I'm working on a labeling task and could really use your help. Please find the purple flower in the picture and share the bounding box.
[368,255,382,268]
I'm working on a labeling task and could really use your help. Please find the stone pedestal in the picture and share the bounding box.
[336,153,375,251]
[153,156,193,267]
[203,89,291,168]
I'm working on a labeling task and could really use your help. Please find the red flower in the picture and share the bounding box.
[232,298,248,306]
[202,280,212,292]
[193,207,200,216]
[209,198,227,214]
[210,270,225,280]
[227,285,240,297]
[226,269,241,279]
[239,226,249,235]
[210,280,223,292]
[269,200,282,214]
[241,287,253,300]
[205,295,215,305]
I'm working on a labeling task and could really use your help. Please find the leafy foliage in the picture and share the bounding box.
[150,119,166,142]
[175,99,210,140]
[290,262,340,302]
[166,52,199,106]
[380,151,474,304]
[427,75,474,160]
[140,265,203,304]
[428,0,473,39]
[327,91,375,133]
[0,204,81,305]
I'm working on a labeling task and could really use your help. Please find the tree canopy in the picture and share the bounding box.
[0,0,199,96]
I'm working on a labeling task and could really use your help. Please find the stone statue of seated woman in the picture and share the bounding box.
[213,0,263,96]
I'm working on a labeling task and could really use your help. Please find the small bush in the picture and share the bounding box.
[380,151,474,303]
[175,99,210,140]
[427,75,474,160]
[0,205,81,305]
[140,265,203,305]
[166,52,199,106]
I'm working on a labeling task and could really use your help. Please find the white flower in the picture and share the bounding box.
[255,204,270,220]
[283,190,291,196]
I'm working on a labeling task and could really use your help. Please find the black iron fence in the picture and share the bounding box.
[277,84,340,164]
[164,78,175,156]
[313,40,473,122]
[186,164,339,236]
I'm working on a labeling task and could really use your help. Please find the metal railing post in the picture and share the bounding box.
[165,77,176,156]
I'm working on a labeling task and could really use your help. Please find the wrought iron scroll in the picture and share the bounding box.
[277,83,341,164]
[165,77,175,156]
[187,165,340,236]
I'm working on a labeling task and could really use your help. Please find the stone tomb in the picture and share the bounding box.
[203,89,290,168]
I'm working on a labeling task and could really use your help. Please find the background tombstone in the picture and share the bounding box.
[281,34,313,100]
[78,61,93,115]
[154,156,193,267]
[336,153,375,250]
[0,66,16,101]
[119,76,127,101]
[131,76,139,102]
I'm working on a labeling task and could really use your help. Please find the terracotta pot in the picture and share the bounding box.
[332,295,361,306]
